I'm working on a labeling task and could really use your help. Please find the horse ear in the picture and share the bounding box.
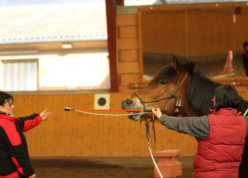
[171,55,183,71]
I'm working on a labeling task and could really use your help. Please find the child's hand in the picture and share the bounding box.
[40,109,52,121]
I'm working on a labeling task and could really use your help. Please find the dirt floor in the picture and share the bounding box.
[31,157,194,178]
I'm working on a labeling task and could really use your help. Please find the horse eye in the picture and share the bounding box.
[160,80,167,85]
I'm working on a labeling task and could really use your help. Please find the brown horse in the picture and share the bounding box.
[121,57,248,178]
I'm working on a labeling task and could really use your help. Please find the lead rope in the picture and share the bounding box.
[136,74,189,178]
[146,115,164,178]
[243,108,248,116]
[66,107,164,177]
[137,93,163,178]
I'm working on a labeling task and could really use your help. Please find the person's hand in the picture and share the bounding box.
[152,108,162,120]
[29,173,36,178]
[40,109,52,121]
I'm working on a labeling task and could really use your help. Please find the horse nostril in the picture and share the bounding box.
[126,98,133,105]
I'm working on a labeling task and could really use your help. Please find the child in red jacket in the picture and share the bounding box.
[0,91,51,178]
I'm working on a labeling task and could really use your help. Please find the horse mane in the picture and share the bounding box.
[180,61,220,115]
[186,65,248,115]
[185,71,220,115]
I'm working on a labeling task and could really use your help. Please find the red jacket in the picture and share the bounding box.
[194,108,246,178]
[0,113,42,178]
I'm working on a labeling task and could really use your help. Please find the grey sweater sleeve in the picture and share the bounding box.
[159,115,210,139]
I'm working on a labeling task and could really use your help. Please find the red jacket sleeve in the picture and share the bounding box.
[18,114,42,132]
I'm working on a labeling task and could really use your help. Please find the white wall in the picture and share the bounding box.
[0,51,110,91]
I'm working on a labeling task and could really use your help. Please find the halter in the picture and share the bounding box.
[134,72,188,116]
[134,72,188,138]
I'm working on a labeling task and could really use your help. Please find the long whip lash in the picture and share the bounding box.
[64,107,167,116]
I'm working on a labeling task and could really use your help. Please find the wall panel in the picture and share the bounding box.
[13,93,198,157]
[12,85,248,157]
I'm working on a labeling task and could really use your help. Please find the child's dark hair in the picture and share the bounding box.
[243,41,248,49]
[0,91,13,106]
[214,85,241,111]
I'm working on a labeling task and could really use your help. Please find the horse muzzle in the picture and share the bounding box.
[121,98,144,121]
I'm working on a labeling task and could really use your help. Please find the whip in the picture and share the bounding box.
[64,107,167,116]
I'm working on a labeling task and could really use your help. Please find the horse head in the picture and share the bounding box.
[121,56,195,121]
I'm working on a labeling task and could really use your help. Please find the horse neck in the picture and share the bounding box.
[182,101,201,116]
[176,76,200,117]
[178,87,201,117]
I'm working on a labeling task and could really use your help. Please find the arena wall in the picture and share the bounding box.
[13,93,197,157]
[14,85,248,157]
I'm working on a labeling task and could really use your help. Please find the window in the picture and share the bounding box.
[38,52,110,90]
[0,52,110,91]
[1,59,38,91]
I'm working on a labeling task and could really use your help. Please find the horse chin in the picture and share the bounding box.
[128,112,143,121]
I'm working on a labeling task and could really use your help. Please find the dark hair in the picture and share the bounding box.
[214,85,241,111]
[0,91,13,106]
[243,41,248,49]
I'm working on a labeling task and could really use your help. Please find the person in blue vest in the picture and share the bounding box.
[152,85,248,178]
[0,91,52,178]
